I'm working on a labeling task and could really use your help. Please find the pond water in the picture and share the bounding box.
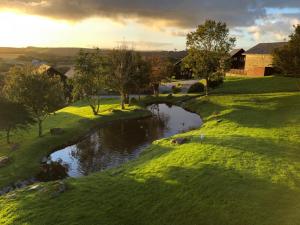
[49,104,202,177]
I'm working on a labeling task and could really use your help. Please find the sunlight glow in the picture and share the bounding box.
[0,10,185,50]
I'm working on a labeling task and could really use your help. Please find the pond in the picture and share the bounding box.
[49,104,202,177]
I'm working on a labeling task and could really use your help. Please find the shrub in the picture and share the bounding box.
[129,97,138,105]
[188,82,205,93]
[172,85,181,94]
[208,72,224,89]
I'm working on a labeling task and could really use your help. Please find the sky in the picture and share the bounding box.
[0,0,299,50]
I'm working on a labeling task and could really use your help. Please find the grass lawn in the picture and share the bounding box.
[0,98,151,189]
[1,76,300,225]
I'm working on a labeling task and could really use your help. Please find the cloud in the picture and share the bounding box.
[1,0,300,46]
[0,0,266,28]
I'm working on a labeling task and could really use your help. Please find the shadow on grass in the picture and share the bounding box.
[196,93,300,129]
[213,76,300,95]
[4,163,300,225]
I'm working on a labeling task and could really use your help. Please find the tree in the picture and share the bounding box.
[130,56,151,100]
[72,49,107,115]
[0,98,35,144]
[107,46,141,109]
[273,25,300,77]
[149,56,173,97]
[183,20,235,95]
[4,65,65,137]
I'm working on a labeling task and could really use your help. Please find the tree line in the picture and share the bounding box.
[0,45,172,143]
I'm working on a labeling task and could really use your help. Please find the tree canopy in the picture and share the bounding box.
[72,49,108,115]
[273,25,300,77]
[4,65,65,137]
[183,20,235,95]
[0,98,35,144]
[107,46,145,109]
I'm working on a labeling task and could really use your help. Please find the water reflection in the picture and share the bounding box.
[50,104,202,177]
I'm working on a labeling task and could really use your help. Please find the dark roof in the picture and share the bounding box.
[245,42,287,54]
[230,48,245,57]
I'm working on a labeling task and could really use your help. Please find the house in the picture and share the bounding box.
[230,49,245,69]
[34,63,71,99]
[65,66,75,79]
[243,42,287,76]
[174,58,193,80]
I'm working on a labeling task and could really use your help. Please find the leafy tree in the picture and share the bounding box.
[0,98,35,144]
[4,65,65,137]
[183,20,235,95]
[107,46,141,109]
[149,56,173,97]
[72,49,108,115]
[273,25,300,77]
[130,56,151,100]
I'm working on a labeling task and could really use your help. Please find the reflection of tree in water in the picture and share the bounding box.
[70,114,168,176]
[148,104,170,130]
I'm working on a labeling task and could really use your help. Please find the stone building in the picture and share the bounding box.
[243,42,286,76]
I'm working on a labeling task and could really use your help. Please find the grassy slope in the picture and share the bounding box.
[0,98,150,188]
[1,76,300,225]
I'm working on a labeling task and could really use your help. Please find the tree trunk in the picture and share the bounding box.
[38,119,43,137]
[90,105,98,115]
[6,128,10,144]
[125,93,130,104]
[153,84,159,97]
[205,78,209,96]
[121,93,126,110]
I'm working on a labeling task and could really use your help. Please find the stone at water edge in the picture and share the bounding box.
[0,156,10,168]
[171,138,189,145]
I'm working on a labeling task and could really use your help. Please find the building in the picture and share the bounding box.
[230,49,245,69]
[243,42,286,76]
[34,63,72,99]
[174,58,193,80]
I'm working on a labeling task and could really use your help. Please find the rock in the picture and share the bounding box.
[50,128,64,136]
[171,138,189,145]
[41,157,48,164]
[0,156,10,168]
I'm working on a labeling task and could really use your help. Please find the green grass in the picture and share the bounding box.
[0,98,151,188]
[1,76,300,225]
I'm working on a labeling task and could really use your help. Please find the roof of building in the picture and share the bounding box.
[230,48,245,57]
[65,67,75,78]
[245,42,287,55]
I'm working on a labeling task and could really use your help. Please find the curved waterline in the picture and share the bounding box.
[49,104,202,177]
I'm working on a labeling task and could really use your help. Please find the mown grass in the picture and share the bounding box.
[0,98,151,188]
[1,76,300,225]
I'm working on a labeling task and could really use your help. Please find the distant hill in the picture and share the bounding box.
[0,47,187,74]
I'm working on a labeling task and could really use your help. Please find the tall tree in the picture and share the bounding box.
[131,56,151,100]
[4,65,65,137]
[0,98,35,144]
[273,25,300,77]
[72,49,108,115]
[107,46,141,109]
[149,56,173,97]
[183,20,235,95]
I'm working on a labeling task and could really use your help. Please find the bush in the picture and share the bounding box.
[208,72,224,89]
[129,97,138,105]
[172,85,181,94]
[188,82,205,93]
